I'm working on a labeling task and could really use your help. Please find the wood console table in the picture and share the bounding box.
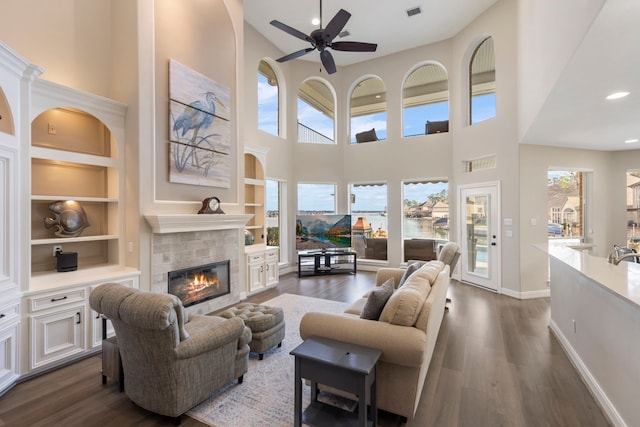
[297,250,357,277]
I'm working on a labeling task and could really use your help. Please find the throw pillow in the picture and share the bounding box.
[360,277,394,320]
[398,261,421,288]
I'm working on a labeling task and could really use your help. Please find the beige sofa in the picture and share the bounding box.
[299,261,450,420]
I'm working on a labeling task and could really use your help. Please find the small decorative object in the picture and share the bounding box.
[43,200,89,238]
[245,229,255,246]
[197,196,224,214]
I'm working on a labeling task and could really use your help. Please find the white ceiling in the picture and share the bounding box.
[244,0,499,66]
[521,0,640,152]
[245,0,640,152]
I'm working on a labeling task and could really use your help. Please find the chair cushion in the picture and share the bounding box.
[398,261,421,288]
[355,128,378,143]
[360,277,394,320]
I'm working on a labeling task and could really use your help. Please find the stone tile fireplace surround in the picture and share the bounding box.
[145,214,252,315]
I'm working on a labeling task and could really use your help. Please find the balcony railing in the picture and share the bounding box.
[297,122,334,144]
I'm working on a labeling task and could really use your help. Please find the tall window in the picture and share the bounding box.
[266,179,281,248]
[350,183,388,260]
[469,36,496,125]
[402,180,449,241]
[258,60,279,136]
[350,77,387,144]
[547,171,583,241]
[403,64,449,137]
[297,79,335,144]
[297,183,336,214]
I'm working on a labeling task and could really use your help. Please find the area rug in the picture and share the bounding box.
[187,293,350,427]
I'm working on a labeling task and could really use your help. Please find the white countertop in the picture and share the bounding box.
[536,243,640,308]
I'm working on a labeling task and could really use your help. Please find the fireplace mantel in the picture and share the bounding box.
[144,214,253,234]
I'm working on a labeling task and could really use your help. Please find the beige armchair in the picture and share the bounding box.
[89,283,251,422]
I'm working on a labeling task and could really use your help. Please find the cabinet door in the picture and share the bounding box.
[265,250,279,287]
[0,318,19,394]
[30,304,85,369]
[247,254,265,293]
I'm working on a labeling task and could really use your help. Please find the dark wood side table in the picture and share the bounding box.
[101,317,124,392]
[290,336,382,427]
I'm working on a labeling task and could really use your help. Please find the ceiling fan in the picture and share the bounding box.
[269,0,378,74]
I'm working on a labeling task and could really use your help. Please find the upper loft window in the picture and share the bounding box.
[257,60,279,136]
[350,77,387,144]
[297,79,335,144]
[403,64,449,137]
[469,36,496,125]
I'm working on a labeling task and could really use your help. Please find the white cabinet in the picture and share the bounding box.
[265,248,279,286]
[0,303,20,392]
[27,287,86,370]
[246,247,279,294]
[25,271,139,373]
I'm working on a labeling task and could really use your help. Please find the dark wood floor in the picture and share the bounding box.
[0,272,610,427]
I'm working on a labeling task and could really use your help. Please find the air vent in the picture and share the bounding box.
[406,6,422,17]
[338,30,350,38]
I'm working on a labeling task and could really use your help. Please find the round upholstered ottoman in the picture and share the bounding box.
[220,303,285,360]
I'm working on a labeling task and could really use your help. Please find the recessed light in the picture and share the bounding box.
[625,139,639,144]
[312,17,320,25]
[606,91,630,100]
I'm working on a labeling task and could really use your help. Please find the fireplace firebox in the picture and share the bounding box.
[168,260,230,307]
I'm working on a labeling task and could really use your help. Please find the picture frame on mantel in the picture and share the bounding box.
[168,59,232,188]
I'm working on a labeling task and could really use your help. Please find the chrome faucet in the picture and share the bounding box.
[607,247,639,265]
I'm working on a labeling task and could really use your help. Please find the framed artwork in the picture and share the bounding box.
[168,59,231,188]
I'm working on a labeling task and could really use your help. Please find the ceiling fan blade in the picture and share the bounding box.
[330,41,378,52]
[276,47,314,63]
[322,9,351,42]
[270,20,314,44]
[320,50,337,74]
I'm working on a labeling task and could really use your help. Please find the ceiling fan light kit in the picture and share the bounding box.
[270,0,377,74]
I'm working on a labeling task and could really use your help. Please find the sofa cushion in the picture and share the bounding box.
[398,261,421,288]
[360,277,394,320]
[379,261,444,326]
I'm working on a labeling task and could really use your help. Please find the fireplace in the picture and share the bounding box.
[168,260,230,307]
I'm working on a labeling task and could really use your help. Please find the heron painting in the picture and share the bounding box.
[168,59,231,188]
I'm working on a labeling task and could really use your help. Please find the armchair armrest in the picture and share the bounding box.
[300,312,425,367]
[174,316,245,359]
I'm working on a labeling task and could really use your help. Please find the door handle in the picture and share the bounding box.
[491,242,497,246]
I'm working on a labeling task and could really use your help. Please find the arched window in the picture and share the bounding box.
[350,77,387,144]
[257,60,279,136]
[469,36,496,125]
[297,78,335,144]
[403,63,449,137]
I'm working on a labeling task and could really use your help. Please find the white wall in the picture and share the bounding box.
[517,0,605,141]
[0,0,115,98]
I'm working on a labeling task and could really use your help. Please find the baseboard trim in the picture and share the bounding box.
[549,320,626,427]
[500,287,550,300]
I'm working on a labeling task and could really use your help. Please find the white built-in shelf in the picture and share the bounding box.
[244,177,264,186]
[244,203,262,207]
[28,265,140,294]
[31,195,119,202]
[31,234,118,245]
[245,225,262,230]
[31,146,119,168]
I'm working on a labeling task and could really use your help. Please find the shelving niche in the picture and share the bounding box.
[28,80,136,289]
[244,150,266,245]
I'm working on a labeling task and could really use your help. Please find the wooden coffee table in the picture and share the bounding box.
[290,336,382,427]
